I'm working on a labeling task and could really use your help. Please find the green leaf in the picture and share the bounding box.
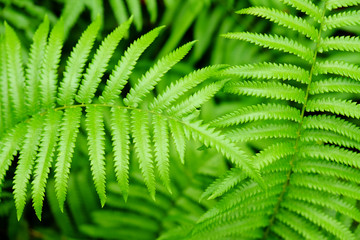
[168,119,186,164]
[131,110,156,200]
[237,7,318,40]
[58,18,101,106]
[279,0,322,21]
[86,106,107,206]
[319,36,360,53]
[32,110,62,220]
[110,107,130,201]
[100,26,164,104]
[13,115,43,220]
[222,32,313,62]
[124,41,196,107]
[306,98,360,118]
[76,17,133,104]
[152,114,171,192]
[323,10,360,30]
[25,16,49,114]
[55,107,82,211]
[326,0,360,10]
[40,19,64,109]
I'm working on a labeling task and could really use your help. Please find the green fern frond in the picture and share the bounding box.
[237,7,318,40]
[86,106,107,206]
[110,107,130,202]
[131,110,156,200]
[76,17,134,104]
[306,98,360,118]
[13,115,43,220]
[222,32,313,62]
[210,103,301,127]
[58,18,101,106]
[124,40,196,107]
[55,107,82,211]
[323,10,360,30]
[279,0,322,21]
[319,36,360,53]
[309,78,360,94]
[326,0,360,10]
[223,63,310,84]
[25,16,49,114]
[32,110,62,220]
[99,26,165,104]
[5,23,26,120]
[0,38,11,134]
[227,123,298,142]
[223,81,306,103]
[168,120,186,164]
[315,60,360,81]
[40,19,64,109]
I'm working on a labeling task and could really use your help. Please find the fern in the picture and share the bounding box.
[184,0,360,239]
[0,16,261,220]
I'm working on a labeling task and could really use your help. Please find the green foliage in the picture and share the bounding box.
[181,0,360,239]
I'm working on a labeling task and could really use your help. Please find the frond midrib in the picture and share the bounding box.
[262,3,327,239]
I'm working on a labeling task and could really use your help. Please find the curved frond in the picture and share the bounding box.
[223,81,306,103]
[222,32,313,62]
[319,36,360,53]
[326,0,360,10]
[323,10,360,30]
[223,63,310,84]
[306,98,360,118]
[315,61,360,81]
[210,103,301,127]
[279,0,322,21]
[309,78,360,94]
[237,7,318,40]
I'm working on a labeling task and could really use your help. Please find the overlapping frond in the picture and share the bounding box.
[0,17,261,221]
[187,1,360,239]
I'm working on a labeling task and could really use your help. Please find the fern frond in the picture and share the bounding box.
[287,187,360,222]
[210,103,301,127]
[181,120,263,186]
[276,209,327,240]
[319,36,360,53]
[0,38,11,133]
[271,221,304,240]
[282,199,356,240]
[25,16,49,114]
[110,107,130,202]
[301,129,360,150]
[152,114,171,192]
[279,0,322,22]
[223,63,310,84]
[168,119,186,164]
[5,23,26,120]
[323,10,360,30]
[40,19,64,109]
[13,115,43,220]
[58,18,101,106]
[306,98,360,118]
[32,110,62,220]
[201,168,245,201]
[222,32,313,62]
[168,81,226,117]
[131,110,156,200]
[326,0,360,10]
[55,107,82,211]
[76,17,133,103]
[309,78,360,94]
[302,115,360,143]
[149,65,224,111]
[124,41,196,107]
[86,106,107,206]
[294,160,360,184]
[300,144,360,168]
[254,142,296,169]
[227,123,298,142]
[100,26,165,104]
[223,81,306,103]
[315,61,360,81]
[237,7,318,40]
[0,124,27,192]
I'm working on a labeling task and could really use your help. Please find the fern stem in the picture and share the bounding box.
[262,2,327,239]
